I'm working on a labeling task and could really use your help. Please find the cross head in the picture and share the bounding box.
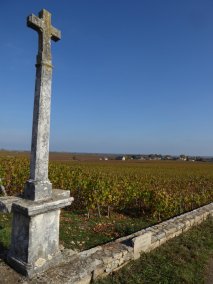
[27,9,61,65]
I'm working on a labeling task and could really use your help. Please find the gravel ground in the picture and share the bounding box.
[205,257,213,284]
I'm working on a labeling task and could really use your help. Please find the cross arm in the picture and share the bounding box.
[51,26,61,42]
[27,14,43,32]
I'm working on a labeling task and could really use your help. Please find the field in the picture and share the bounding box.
[0,151,213,251]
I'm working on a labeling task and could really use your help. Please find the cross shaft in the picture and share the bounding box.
[25,9,61,201]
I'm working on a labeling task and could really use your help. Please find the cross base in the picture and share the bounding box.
[6,189,73,277]
[24,179,52,201]
[7,240,63,278]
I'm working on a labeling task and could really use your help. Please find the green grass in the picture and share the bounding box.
[0,211,156,252]
[59,210,155,251]
[0,214,12,250]
[95,217,213,284]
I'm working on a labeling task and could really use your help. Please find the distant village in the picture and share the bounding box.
[99,154,213,162]
[0,150,212,163]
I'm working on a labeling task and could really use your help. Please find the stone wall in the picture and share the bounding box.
[52,202,213,284]
[2,202,213,283]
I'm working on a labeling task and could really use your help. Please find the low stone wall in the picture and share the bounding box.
[115,202,213,257]
[35,202,213,284]
[1,202,213,283]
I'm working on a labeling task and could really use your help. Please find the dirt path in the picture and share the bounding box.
[0,260,23,284]
[205,257,213,284]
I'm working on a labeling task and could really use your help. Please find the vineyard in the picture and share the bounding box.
[0,155,213,221]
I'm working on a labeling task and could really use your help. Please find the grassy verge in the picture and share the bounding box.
[0,211,156,252]
[60,210,156,251]
[0,214,11,250]
[95,217,213,284]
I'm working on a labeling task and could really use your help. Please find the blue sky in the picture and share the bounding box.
[0,1,213,155]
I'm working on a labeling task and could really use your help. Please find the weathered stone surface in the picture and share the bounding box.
[7,189,73,277]
[163,224,177,235]
[24,9,61,201]
[155,230,166,240]
[80,246,102,258]
[12,190,73,216]
[1,9,73,279]
[25,180,52,202]
[0,196,21,213]
[131,232,152,259]
[0,189,72,215]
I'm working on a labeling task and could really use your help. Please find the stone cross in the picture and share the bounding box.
[2,9,74,277]
[27,9,61,66]
[24,9,61,201]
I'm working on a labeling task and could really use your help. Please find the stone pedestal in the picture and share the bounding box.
[7,189,73,277]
